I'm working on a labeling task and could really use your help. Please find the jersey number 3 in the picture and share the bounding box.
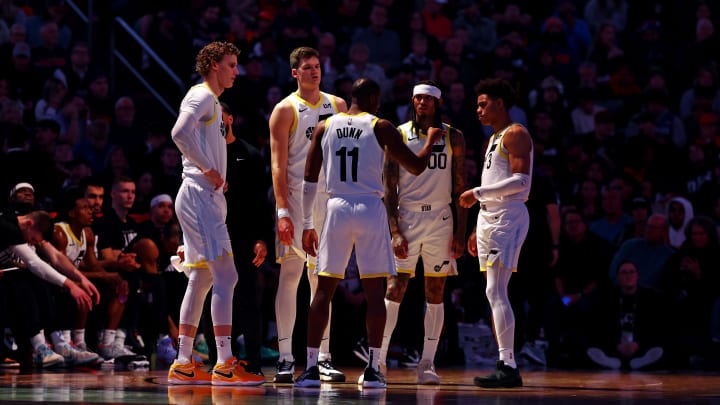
[336,146,359,182]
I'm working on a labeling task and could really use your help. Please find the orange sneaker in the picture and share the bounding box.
[211,357,265,386]
[168,358,212,385]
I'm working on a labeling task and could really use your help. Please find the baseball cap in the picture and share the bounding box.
[150,194,173,208]
[10,182,34,198]
[13,42,31,58]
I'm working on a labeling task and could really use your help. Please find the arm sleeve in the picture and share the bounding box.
[171,90,215,172]
[302,180,318,230]
[473,173,531,200]
[10,244,68,287]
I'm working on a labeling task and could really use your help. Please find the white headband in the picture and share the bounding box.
[413,84,441,99]
[151,194,173,207]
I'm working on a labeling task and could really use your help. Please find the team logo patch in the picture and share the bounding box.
[433,260,450,272]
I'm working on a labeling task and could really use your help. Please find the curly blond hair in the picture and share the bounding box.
[195,42,241,77]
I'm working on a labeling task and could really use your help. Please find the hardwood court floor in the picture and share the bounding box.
[0,365,719,404]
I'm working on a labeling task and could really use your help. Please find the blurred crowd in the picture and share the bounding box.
[0,0,719,371]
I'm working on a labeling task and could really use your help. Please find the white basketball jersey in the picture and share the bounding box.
[56,222,87,267]
[481,124,532,202]
[179,83,227,185]
[322,112,385,197]
[396,121,453,208]
[286,92,340,190]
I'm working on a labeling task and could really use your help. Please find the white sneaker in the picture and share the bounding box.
[33,344,65,368]
[630,347,663,370]
[98,342,137,360]
[416,359,440,384]
[318,359,346,382]
[587,347,621,370]
[54,343,100,366]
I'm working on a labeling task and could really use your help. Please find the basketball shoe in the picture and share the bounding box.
[211,357,265,386]
[168,357,212,385]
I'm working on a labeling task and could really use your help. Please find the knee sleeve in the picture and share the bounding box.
[179,269,213,327]
[209,256,238,326]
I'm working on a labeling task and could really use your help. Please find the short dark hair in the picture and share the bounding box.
[474,78,516,109]
[351,77,380,100]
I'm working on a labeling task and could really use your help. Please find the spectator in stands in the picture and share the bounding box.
[587,260,666,370]
[667,197,695,249]
[545,208,613,366]
[352,4,401,73]
[608,214,675,290]
[31,21,66,83]
[625,88,687,150]
[664,215,720,367]
[589,187,633,249]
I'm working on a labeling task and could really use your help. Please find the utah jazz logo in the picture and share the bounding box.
[433,260,450,272]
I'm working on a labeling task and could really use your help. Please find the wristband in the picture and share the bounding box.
[277,208,290,219]
[472,187,483,200]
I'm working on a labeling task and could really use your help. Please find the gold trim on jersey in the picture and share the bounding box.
[359,272,392,279]
[317,271,345,279]
[190,83,219,127]
[58,223,82,246]
[399,123,453,155]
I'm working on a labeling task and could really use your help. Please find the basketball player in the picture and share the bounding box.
[295,78,443,388]
[268,46,347,383]
[459,78,533,388]
[380,80,467,384]
[167,41,263,386]
[53,189,127,365]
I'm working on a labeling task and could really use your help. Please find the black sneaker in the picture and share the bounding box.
[318,360,346,382]
[243,361,264,377]
[294,366,321,388]
[361,366,386,389]
[474,360,523,388]
[273,359,295,383]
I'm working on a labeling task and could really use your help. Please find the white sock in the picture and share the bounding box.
[422,303,444,362]
[177,335,194,364]
[31,331,46,351]
[368,347,381,370]
[380,299,400,366]
[500,348,516,369]
[102,329,117,346]
[318,351,330,362]
[72,329,85,346]
[114,329,127,347]
[306,347,319,369]
[62,330,72,344]
[50,330,66,348]
[216,336,232,364]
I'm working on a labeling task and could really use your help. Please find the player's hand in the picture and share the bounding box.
[79,276,101,305]
[391,233,408,259]
[117,252,141,272]
[302,229,318,257]
[66,280,93,312]
[223,180,229,193]
[459,189,478,208]
[203,168,225,190]
[451,234,465,259]
[252,240,267,267]
[467,230,477,257]
[426,126,443,145]
[278,216,295,246]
